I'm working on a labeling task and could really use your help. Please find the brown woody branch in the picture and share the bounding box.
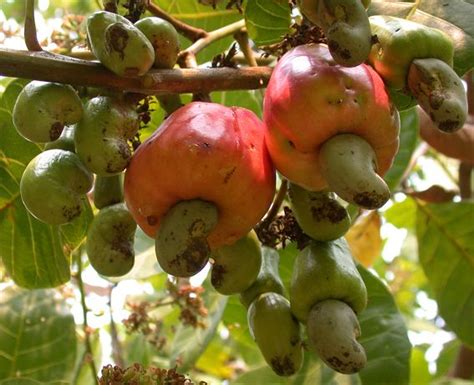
[0,48,272,95]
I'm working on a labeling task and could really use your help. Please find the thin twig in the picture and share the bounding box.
[24,0,42,51]
[458,163,473,200]
[255,178,289,232]
[108,285,125,368]
[76,252,99,384]
[234,29,258,67]
[0,48,272,95]
[147,2,208,42]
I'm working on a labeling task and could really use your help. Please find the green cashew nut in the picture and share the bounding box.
[44,125,76,153]
[368,16,454,90]
[288,183,350,241]
[20,149,93,224]
[87,11,155,77]
[290,238,367,322]
[135,17,180,69]
[298,0,372,67]
[155,199,219,277]
[74,96,139,176]
[408,58,468,133]
[93,174,124,209]
[240,247,285,308]
[248,292,303,376]
[319,134,391,209]
[211,230,262,295]
[307,299,366,374]
[86,203,137,277]
[13,81,83,143]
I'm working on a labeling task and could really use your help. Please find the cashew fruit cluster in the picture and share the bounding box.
[264,44,400,212]
[298,0,372,67]
[368,16,467,133]
[87,11,180,75]
[124,102,275,277]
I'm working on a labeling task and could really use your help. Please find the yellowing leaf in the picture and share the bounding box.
[345,211,382,267]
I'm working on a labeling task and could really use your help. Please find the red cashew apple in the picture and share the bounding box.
[263,44,400,209]
[124,102,275,276]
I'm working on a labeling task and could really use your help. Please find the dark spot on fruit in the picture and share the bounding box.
[189,219,206,237]
[311,200,347,223]
[211,263,226,288]
[288,140,295,148]
[168,237,209,276]
[270,355,296,376]
[343,351,350,358]
[223,166,236,184]
[105,24,129,60]
[354,191,387,209]
[49,122,63,141]
[438,119,460,133]
[328,40,351,61]
[147,215,158,226]
[62,204,81,222]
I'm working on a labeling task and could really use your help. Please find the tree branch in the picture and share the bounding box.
[24,0,42,51]
[0,48,272,94]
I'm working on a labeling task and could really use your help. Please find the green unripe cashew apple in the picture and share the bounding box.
[20,149,93,224]
[240,247,285,308]
[75,96,139,176]
[93,174,124,209]
[298,0,372,67]
[86,11,155,77]
[211,230,262,295]
[44,125,76,153]
[307,299,366,374]
[124,102,275,277]
[13,81,83,143]
[368,16,467,132]
[290,238,367,373]
[248,292,303,376]
[288,183,350,241]
[263,44,399,209]
[135,17,180,69]
[86,203,137,277]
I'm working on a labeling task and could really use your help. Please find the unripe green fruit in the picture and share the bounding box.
[135,17,180,69]
[408,58,467,133]
[288,183,351,241]
[86,203,137,277]
[240,247,285,308]
[155,199,219,277]
[290,238,367,322]
[319,134,391,209]
[87,11,155,77]
[248,292,303,376]
[44,125,76,153]
[368,15,454,90]
[13,81,83,143]
[20,149,93,224]
[306,299,366,374]
[93,174,124,209]
[298,0,372,67]
[74,96,139,176]
[211,230,262,295]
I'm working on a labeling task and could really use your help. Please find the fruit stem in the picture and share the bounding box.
[319,134,390,209]
[25,0,43,51]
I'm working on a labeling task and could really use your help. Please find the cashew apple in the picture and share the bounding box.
[93,174,124,209]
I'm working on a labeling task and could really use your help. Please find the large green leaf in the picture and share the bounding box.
[245,0,291,46]
[384,108,419,191]
[357,266,411,385]
[416,201,474,347]
[368,1,474,75]
[0,287,76,382]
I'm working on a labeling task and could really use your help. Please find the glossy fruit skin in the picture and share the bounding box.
[368,16,454,90]
[211,230,262,295]
[20,149,93,224]
[124,102,275,249]
[248,292,303,376]
[87,11,155,77]
[93,174,124,209]
[290,238,367,322]
[240,247,285,308]
[263,44,399,192]
[135,17,180,69]
[13,81,83,143]
[86,203,137,277]
[75,96,139,176]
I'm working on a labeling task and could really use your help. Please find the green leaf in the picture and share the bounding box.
[410,347,431,385]
[384,108,419,190]
[169,281,228,371]
[368,1,474,76]
[245,0,291,46]
[416,201,474,346]
[384,197,417,231]
[212,89,263,117]
[0,286,76,382]
[357,266,411,385]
